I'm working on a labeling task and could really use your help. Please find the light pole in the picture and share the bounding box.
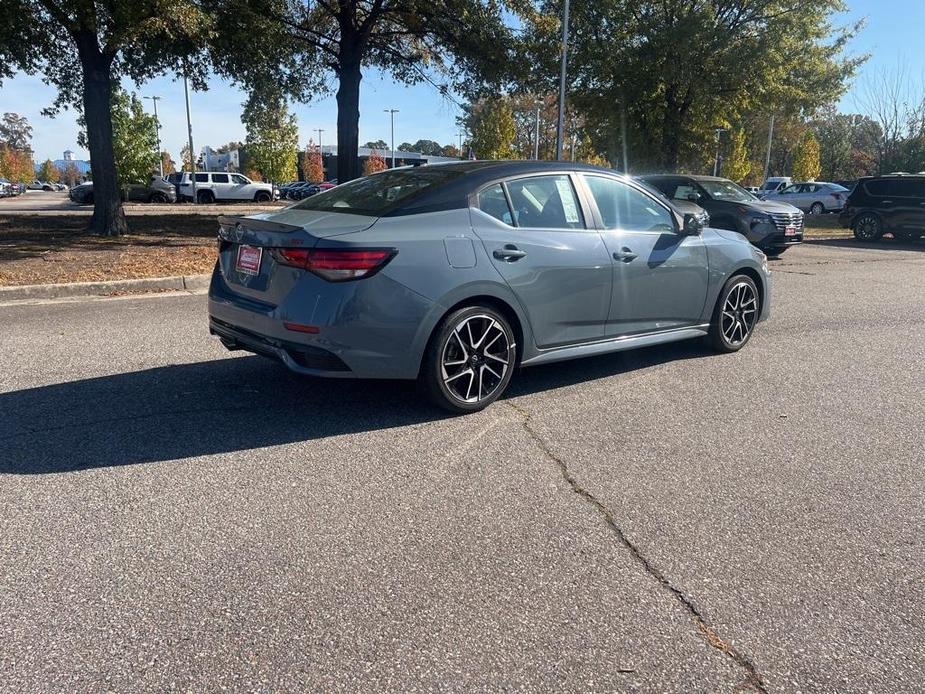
[713,127,727,177]
[555,0,571,160]
[763,114,775,182]
[534,99,542,160]
[143,96,163,177]
[183,75,197,203]
[457,130,464,157]
[384,109,399,168]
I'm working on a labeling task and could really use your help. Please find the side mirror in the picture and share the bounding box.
[686,192,700,203]
[682,212,704,235]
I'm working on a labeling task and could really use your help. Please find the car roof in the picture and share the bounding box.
[639,173,732,183]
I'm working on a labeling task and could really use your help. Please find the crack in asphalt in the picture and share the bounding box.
[507,400,768,693]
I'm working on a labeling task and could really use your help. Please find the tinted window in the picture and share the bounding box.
[166,173,182,184]
[585,175,675,232]
[477,184,514,225]
[212,173,229,183]
[699,179,755,203]
[293,167,461,215]
[865,179,899,196]
[194,173,208,183]
[505,175,584,229]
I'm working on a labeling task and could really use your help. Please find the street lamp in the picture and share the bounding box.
[534,99,542,160]
[143,96,163,177]
[713,127,727,177]
[384,109,399,168]
[183,75,197,203]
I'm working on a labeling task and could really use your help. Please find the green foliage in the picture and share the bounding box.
[365,140,388,149]
[439,144,461,158]
[464,97,518,159]
[37,159,59,182]
[242,88,298,183]
[518,0,865,172]
[792,132,822,181]
[0,113,32,150]
[724,129,751,183]
[811,111,880,179]
[79,89,159,184]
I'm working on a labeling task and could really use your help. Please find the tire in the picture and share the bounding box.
[810,202,825,215]
[197,190,214,204]
[708,274,760,353]
[420,305,517,414]
[853,213,883,241]
[150,193,168,203]
[255,191,271,203]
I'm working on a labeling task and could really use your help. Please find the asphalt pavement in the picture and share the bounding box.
[1,239,923,692]
[0,190,285,215]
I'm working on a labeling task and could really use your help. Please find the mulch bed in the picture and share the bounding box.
[0,215,219,286]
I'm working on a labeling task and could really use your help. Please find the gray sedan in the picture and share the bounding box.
[764,181,849,214]
[208,161,771,413]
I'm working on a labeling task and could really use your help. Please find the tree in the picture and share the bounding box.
[724,129,751,183]
[0,0,209,234]
[363,149,387,175]
[0,145,34,182]
[160,151,176,175]
[792,132,822,181]
[397,142,415,152]
[58,161,82,186]
[520,0,864,171]
[409,139,442,155]
[463,96,517,159]
[0,113,32,150]
[301,142,324,182]
[439,144,460,158]
[207,0,513,183]
[180,144,194,171]
[79,89,159,184]
[242,87,298,183]
[364,139,388,149]
[37,159,60,182]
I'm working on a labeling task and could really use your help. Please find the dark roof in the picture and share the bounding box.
[387,159,617,216]
[639,173,730,183]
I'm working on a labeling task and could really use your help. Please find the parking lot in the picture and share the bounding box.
[1,239,922,692]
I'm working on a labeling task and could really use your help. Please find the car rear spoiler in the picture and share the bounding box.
[217,215,303,236]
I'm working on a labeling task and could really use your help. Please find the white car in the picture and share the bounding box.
[27,180,55,191]
[169,171,276,203]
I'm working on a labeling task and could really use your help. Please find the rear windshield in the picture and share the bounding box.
[292,168,461,215]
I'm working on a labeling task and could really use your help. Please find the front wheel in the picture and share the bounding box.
[420,306,516,413]
[709,275,760,353]
[853,213,882,241]
[255,191,271,203]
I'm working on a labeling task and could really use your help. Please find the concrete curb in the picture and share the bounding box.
[0,274,211,302]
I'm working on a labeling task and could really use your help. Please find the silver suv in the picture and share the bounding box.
[168,172,277,203]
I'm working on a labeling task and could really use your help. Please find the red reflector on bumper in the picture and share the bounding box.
[284,322,320,334]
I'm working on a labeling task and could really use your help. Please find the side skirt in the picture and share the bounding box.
[521,325,710,367]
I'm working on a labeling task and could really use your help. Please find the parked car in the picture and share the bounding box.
[0,178,12,197]
[208,161,770,413]
[762,181,849,214]
[171,171,276,203]
[758,177,792,196]
[834,179,858,192]
[641,174,803,256]
[285,182,316,200]
[68,177,178,204]
[839,174,925,242]
[27,180,55,191]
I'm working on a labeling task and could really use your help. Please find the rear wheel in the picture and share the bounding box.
[853,213,882,241]
[197,190,215,204]
[810,202,825,215]
[255,191,271,203]
[709,275,760,353]
[420,305,516,413]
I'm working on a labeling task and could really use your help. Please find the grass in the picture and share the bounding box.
[0,214,218,286]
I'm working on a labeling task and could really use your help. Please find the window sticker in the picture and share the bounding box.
[555,179,580,223]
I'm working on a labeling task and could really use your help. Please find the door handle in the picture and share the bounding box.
[493,245,527,261]
[613,247,637,262]
[882,200,893,204]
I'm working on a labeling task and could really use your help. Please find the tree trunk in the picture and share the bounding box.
[335,55,363,183]
[77,35,127,236]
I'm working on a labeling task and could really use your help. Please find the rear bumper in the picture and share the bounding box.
[207,264,434,380]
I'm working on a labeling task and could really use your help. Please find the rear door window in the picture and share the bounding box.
[505,175,584,229]
[212,173,229,184]
[194,173,208,183]
[865,179,900,197]
[477,184,514,225]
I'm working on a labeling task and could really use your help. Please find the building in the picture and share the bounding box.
[201,146,241,172]
[37,150,91,178]
[309,145,460,181]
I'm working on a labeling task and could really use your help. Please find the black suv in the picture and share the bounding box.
[839,175,925,241]
[642,174,804,256]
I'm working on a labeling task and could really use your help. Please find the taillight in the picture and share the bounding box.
[271,248,395,281]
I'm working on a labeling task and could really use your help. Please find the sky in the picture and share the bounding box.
[0,0,922,164]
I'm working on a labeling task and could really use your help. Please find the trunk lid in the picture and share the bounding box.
[216,211,378,306]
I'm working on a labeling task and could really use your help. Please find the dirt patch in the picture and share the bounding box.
[0,215,218,286]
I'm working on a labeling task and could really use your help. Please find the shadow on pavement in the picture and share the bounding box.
[0,340,711,474]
